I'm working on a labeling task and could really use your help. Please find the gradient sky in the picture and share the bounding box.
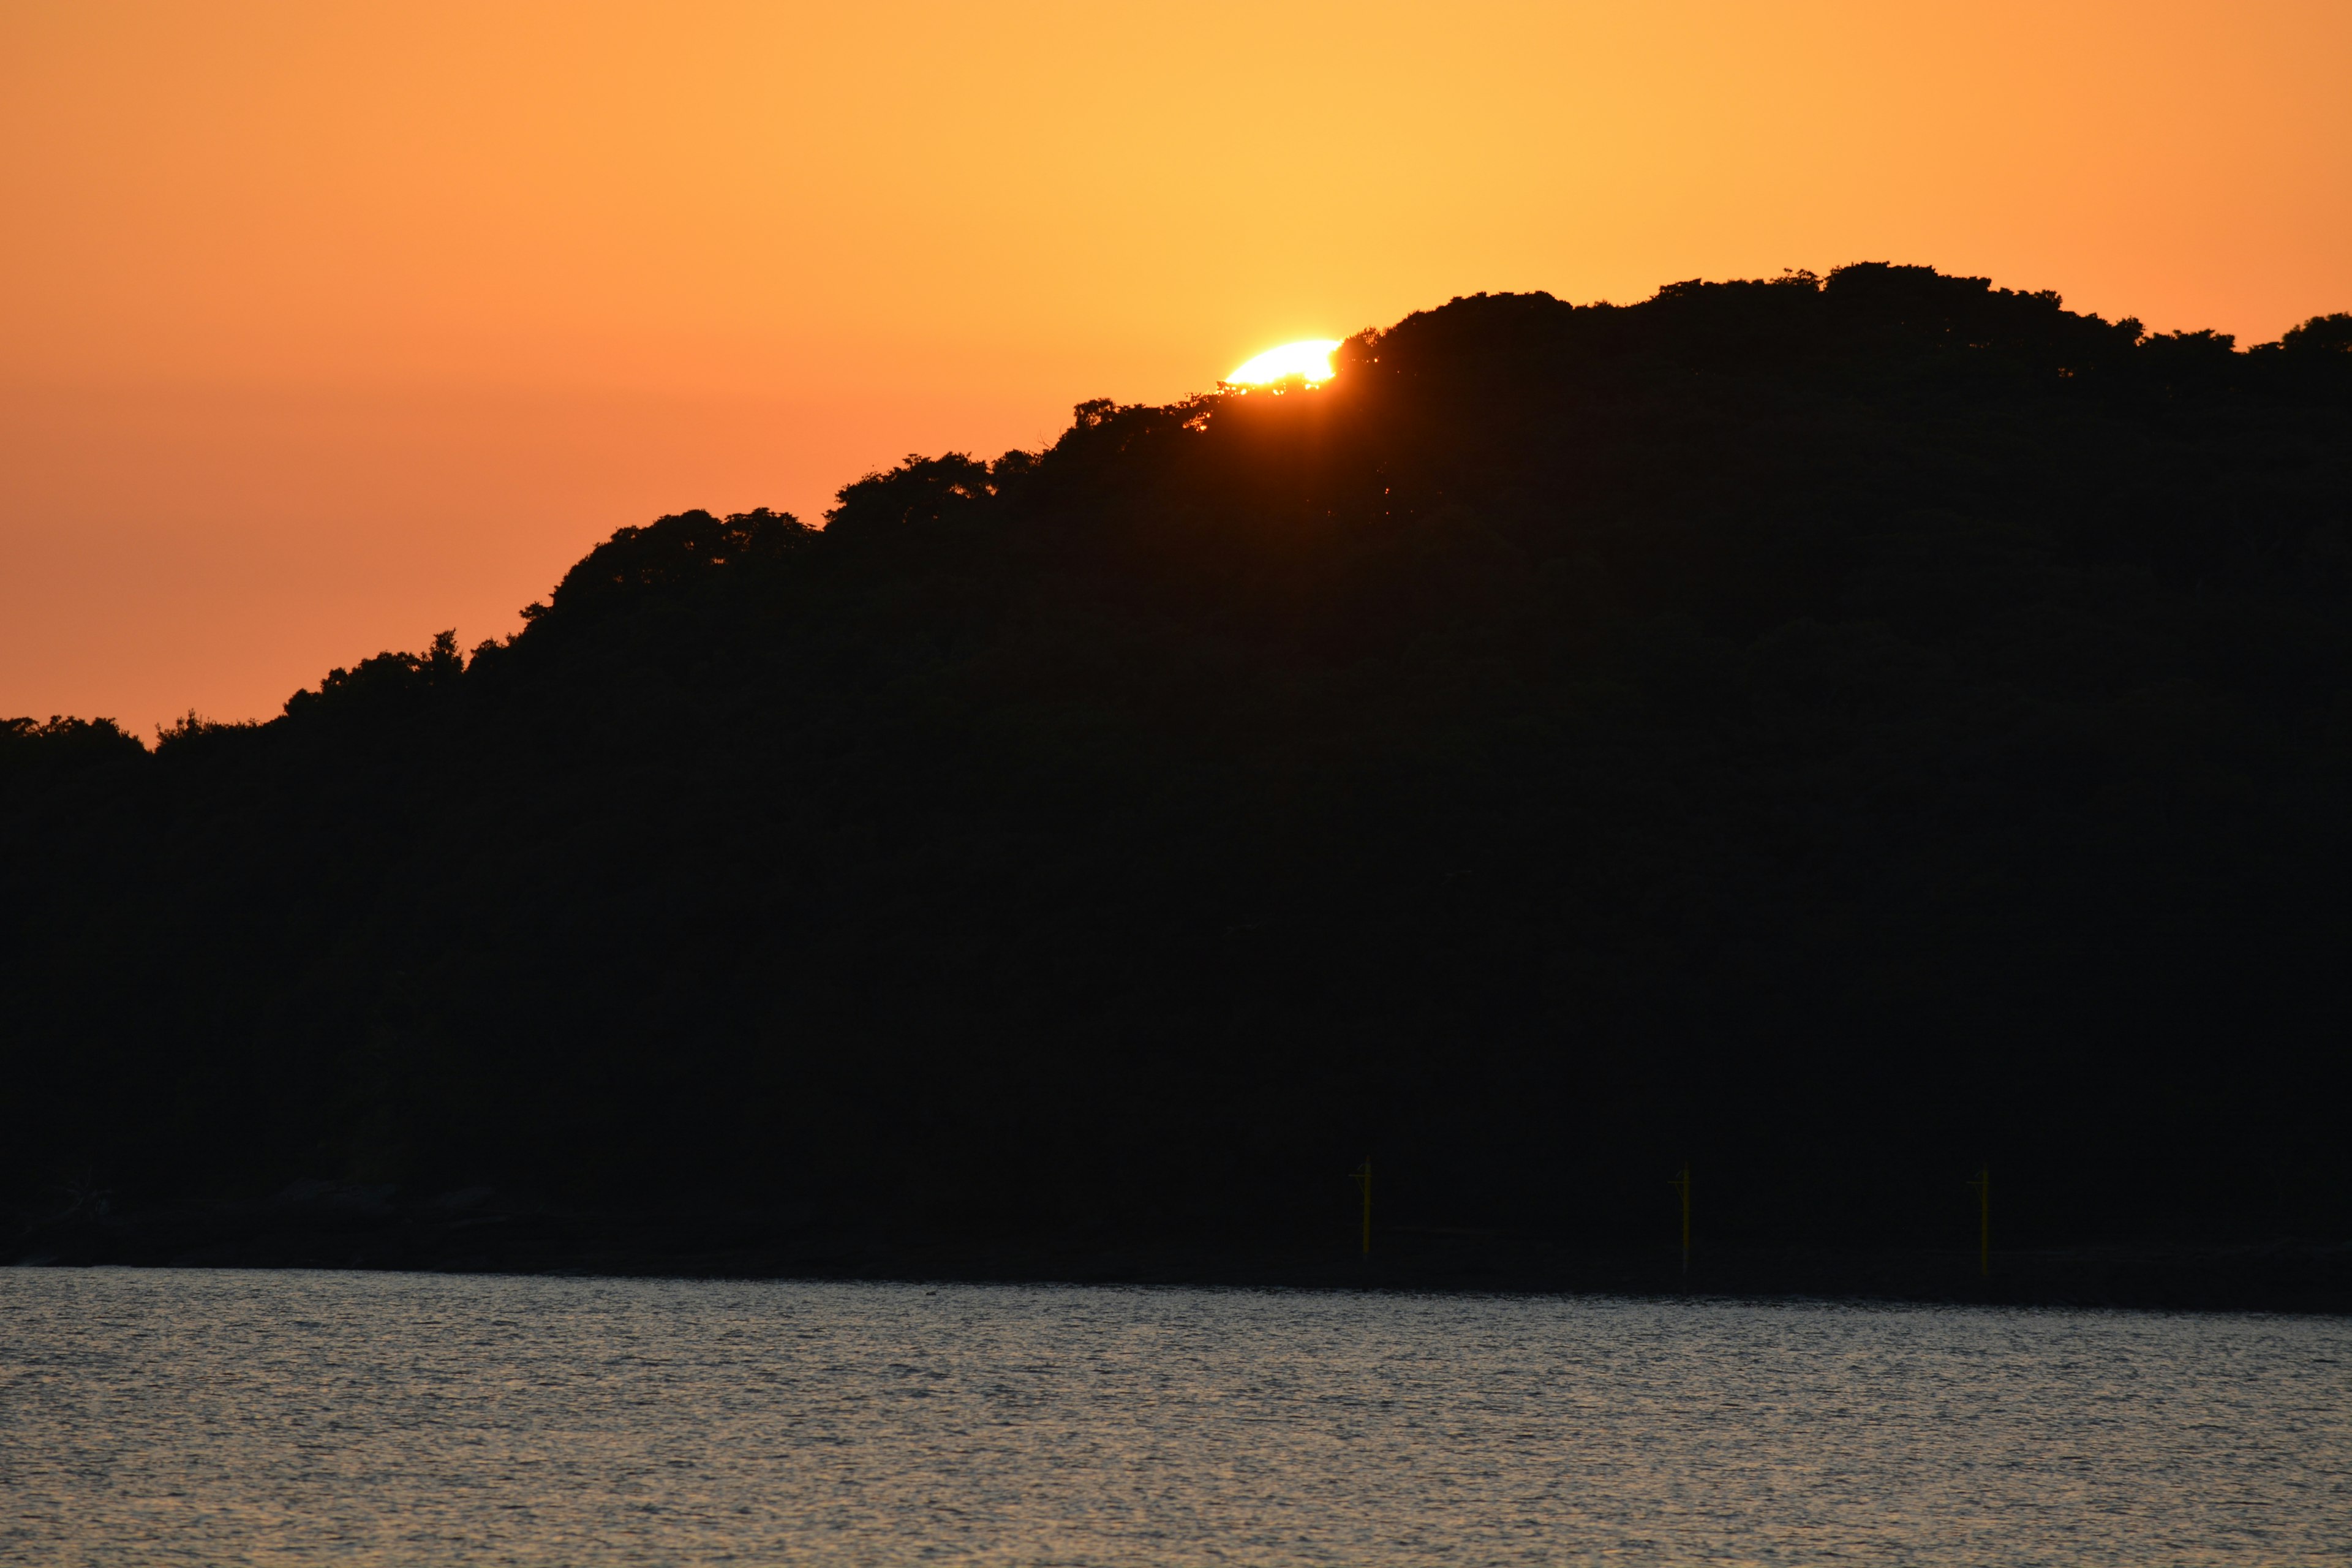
[6,0,2348,731]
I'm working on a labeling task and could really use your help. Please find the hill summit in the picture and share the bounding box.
[8,264,2352,1267]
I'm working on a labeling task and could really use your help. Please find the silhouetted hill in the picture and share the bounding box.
[9,265,2352,1278]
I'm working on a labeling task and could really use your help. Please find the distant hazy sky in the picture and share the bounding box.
[6,0,2348,729]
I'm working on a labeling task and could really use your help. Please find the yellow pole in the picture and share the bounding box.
[1354,1158,1373,1259]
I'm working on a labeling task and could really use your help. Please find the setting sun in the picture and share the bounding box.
[1224,340,1342,387]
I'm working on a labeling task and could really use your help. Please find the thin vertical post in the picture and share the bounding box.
[1966,1165,1991,1278]
[1672,1163,1692,1276]
[1354,1158,1373,1259]
[1978,1166,1990,1278]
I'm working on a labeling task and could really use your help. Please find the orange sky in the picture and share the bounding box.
[6,0,2348,731]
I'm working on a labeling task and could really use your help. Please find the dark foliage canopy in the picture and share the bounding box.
[8,265,2351,1248]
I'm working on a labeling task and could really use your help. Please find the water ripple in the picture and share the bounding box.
[1,1269,2346,1565]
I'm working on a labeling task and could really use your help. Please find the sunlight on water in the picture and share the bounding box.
[2,1269,2345,1565]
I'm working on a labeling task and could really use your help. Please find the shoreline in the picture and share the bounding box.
[12,1194,2349,1314]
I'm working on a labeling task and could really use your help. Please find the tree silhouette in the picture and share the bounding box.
[6,264,2350,1259]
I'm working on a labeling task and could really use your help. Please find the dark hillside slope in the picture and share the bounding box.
[8,265,2352,1268]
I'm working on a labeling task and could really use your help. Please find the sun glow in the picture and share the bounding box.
[1224,339,1341,387]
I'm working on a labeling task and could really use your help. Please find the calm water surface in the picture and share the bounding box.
[2,1268,2345,1565]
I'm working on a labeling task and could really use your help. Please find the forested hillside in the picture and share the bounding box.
[9,265,2351,1256]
